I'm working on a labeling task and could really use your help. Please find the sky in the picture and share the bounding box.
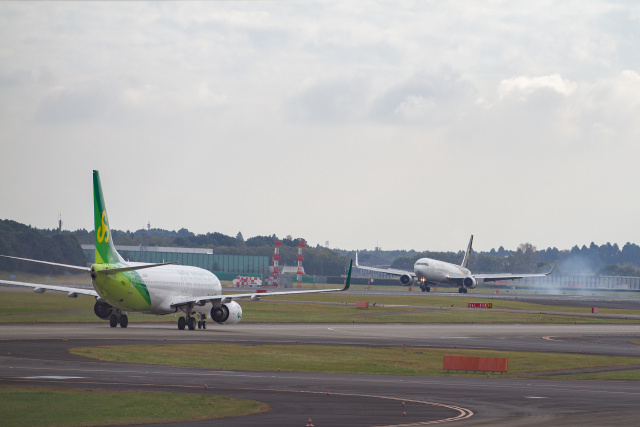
[1,1,639,252]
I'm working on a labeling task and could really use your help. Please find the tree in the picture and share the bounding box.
[510,243,538,272]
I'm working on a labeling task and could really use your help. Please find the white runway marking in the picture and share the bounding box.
[22,376,85,380]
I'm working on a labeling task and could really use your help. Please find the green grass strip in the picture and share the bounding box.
[0,385,268,427]
[242,301,640,323]
[69,343,640,380]
[1,289,638,324]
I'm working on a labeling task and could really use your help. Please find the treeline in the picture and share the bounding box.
[0,220,85,274]
[7,221,640,277]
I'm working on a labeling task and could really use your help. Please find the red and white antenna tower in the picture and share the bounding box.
[269,240,282,287]
[296,241,305,288]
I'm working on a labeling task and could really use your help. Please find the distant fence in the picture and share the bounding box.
[514,274,640,290]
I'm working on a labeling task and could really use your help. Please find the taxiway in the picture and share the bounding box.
[1,322,639,426]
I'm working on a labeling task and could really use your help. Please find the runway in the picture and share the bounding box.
[2,322,640,426]
[339,288,640,311]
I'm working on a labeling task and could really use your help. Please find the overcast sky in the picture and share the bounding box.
[1,1,639,252]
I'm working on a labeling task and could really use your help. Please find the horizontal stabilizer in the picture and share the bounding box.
[0,255,91,273]
[97,261,179,275]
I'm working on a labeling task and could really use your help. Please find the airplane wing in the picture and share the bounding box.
[355,252,415,278]
[473,263,556,283]
[354,266,414,277]
[168,287,350,308]
[169,260,354,308]
[0,279,98,297]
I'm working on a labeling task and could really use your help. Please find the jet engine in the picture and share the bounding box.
[210,301,243,324]
[399,274,415,286]
[463,277,477,289]
[93,300,113,319]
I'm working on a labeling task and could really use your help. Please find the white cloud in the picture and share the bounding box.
[285,76,370,123]
[2,1,640,252]
[498,75,577,100]
[393,95,436,121]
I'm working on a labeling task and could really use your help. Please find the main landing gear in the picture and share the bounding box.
[458,287,468,293]
[419,284,431,292]
[109,311,129,328]
[177,313,206,331]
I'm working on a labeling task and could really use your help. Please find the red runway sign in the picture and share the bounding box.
[467,302,493,309]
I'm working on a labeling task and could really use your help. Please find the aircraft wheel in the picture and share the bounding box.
[463,288,468,293]
[426,287,430,292]
[109,314,118,328]
[458,288,463,294]
[119,314,128,328]
[188,317,196,331]
[197,320,203,329]
[178,317,186,330]
[202,321,206,330]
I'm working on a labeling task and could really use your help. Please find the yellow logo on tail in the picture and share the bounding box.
[97,211,109,243]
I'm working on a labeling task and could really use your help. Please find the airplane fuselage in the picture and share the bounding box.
[92,262,221,316]
[413,258,471,286]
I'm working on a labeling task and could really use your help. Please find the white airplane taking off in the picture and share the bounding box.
[356,235,554,293]
[0,171,351,329]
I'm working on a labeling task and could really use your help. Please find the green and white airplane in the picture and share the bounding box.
[0,171,351,330]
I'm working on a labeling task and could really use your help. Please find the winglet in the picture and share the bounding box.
[341,259,352,291]
[545,261,557,276]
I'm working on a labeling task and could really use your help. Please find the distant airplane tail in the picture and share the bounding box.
[93,170,123,265]
[461,235,473,268]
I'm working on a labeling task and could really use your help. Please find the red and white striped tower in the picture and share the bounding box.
[271,240,282,287]
[296,241,305,288]
[273,241,282,274]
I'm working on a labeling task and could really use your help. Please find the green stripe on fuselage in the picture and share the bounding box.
[92,264,152,311]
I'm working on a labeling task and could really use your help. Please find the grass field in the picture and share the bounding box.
[69,343,640,380]
[1,287,639,324]
[0,385,268,427]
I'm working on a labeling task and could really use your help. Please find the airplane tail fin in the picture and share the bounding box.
[93,170,123,265]
[461,235,473,268]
